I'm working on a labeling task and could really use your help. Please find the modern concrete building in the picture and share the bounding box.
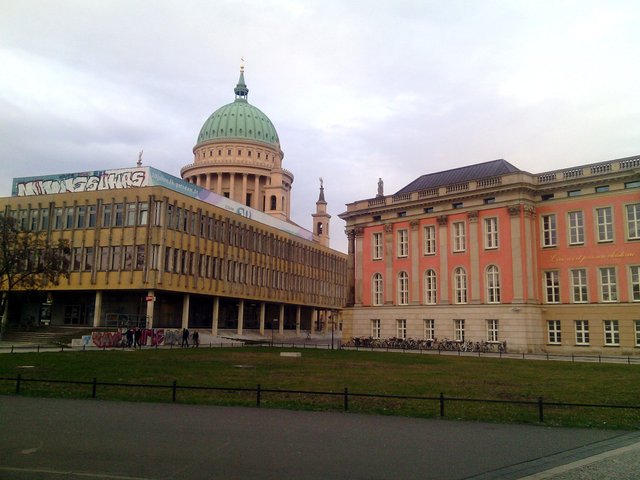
[339,155,640,354]
[0,69,347,337]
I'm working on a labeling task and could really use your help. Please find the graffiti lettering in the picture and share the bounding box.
[92,331,123,348]
[16,169,147,196]
[91,329,170,348]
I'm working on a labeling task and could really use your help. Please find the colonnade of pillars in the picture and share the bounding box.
[92,291,335,336]
[191,172,265,211]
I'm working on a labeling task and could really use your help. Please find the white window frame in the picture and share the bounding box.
[424,319,435,340]
[454,319,465,342]
[599,267,618,302]
[570,268,588,303]
[626,203,640,240]
[424,269,437,305]
[548,320,561,344]
[423,225,436,255]
[544,270,560,303]
[397,229,409,258]
[371,319,381,339]
[397,319,407,340]
[635,320,640,347]
[484,217,499,249]
[541,214,557,247]
[372,273,383,306]
[567,211,584,245]
[575,320,590,345]
[453,267,468,304]
[630,265,640,302]
[487,319,499,342]
[486,265,501,304]
[603,320,620,346]
[372,232,383,260]
[398,271,409,305]
[596,206,614,242]
[453,222,466,252]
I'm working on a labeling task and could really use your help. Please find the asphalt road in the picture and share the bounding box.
[1,396,639,479]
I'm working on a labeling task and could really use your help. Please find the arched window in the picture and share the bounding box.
[317,222,323,235]
[372,273,383,306]
[454,267,467,304]
[486,265,501,303]
[424,269,437,305]
[398,271,409,305]
[270,195,277,210]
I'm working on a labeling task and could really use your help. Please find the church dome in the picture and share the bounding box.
[196,69,280,148]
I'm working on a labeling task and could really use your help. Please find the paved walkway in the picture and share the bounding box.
[1,396,638,479]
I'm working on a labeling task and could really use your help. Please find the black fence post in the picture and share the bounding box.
[92,377,97,398]
[439,392,445,417]
[538,396,544,423]
[344,387,349,411]
[256,384,261,408]
[16,374,21,394]
[37,345,40,353]
[172,380,177,402]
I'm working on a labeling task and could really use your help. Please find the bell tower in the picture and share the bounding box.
[312,178,331,247]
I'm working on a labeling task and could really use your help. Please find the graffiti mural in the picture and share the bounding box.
[14,168,148,196]
[91,328,172,348]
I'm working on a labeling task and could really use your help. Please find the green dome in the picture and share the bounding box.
[196,70,280,148]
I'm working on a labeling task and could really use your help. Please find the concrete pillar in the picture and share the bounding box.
[410,220,420,304]
[181,294,190,329]
[509,205,525,303]
[93,291,102,328]
[279,304,285,334]
[469,212,481,304]
[229,173,235,202]
[259,302,266,335]
[211,297,219,336]
[311,309,317,334]
[145,290,154,328]
[205,173,211,190]
[237,300,244,336]
[438,216,449,304]
[254,175,260,209]
[295,305,301,335]
[216,173,222,195]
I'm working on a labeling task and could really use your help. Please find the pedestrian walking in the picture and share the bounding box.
[192,330,199,348]
[182,328,189,348]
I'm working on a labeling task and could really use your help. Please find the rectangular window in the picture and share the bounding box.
[424,319,435,340]
[135,246,145,270]
[603,320,620,346]
[87,205,96,228]
[398,272,409,305]
[114,203,124,227]
[40,208,49,230]
[371,319,381,339]
[138,202,149,225]
[599,267,617,302]
[372,274,383,306]
[548,320,561,344]
[71,247,82,271]
[75,206,86,229]
[123,246,134,269]
[635,320,640,347]
[111,246,122,270]
[567,211,584,245]
[423,225,436,255]
[544,271,560,303]
[83,247,94,271]
[596,206,613,242]
[99,246,110,271]
[484,217,499,249]
[542,214,557,247]
[453,222,466,252]
[570,268,588,303]
[630,266,640,301]
[397,319,407,340]
[65,207,74,229]
[54,207,63,229]
[575,320,590,345]
[454,319,465,342]
[487,319,499,342]
[372,232,383,260]
[626,203,640,240]
[397,229,408,257]
[425,270,437,305]
[102,204,112,227]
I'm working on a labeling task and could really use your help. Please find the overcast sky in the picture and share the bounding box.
[1,0,639,252]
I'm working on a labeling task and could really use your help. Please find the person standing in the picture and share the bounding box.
[182,328,189,348]
[192,330,199,348]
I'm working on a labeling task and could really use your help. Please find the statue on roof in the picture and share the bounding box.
[377,177,384,197]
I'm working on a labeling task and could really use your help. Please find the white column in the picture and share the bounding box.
[181,294,190,329]
[237,299,244,336]
[253,175,260,209]
[146,290,154,328]
[259,302,265,336]
[279,304,285,334]
[216,173,223,195]
[229,173,235,202]
[211,297,219,336]
[295,306,301,335]
[242,174,248,206]
[93,291,102,328]
[311,309,317,334]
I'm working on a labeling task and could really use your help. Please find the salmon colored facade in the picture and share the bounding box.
[340,156,640,354]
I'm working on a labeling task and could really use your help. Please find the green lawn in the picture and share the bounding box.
[1,347,639,429]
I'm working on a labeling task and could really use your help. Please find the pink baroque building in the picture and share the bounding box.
[339,156,640,354]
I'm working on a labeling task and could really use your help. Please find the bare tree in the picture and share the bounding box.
[0,215,70,339]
